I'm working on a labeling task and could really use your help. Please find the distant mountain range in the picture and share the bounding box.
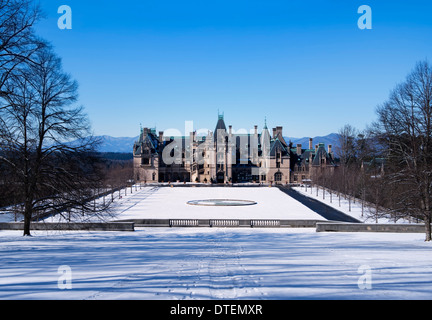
[286,133,340,151]
[94,135,139,153]
[91,133,340,154]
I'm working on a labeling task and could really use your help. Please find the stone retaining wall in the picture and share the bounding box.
[316,222,427,233]
[116,219,328,228]
[0,222,135,231]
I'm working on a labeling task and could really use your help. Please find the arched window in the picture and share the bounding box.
[274,172,282,182]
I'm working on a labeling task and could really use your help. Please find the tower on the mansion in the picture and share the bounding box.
[133,115,335,184]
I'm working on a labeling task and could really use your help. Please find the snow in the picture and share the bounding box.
[0,228,431,300]
[292,185,413,224]
[2,184,414,224]
[107,186,325,221]
[0,209,24,223]
[2,185,432,300]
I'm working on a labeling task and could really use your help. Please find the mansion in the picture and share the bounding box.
[133,115,336,184]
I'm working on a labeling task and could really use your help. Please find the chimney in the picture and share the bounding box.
[328,144,332,154]
[229,125,232,136]
[159,131,164,142]
[276,126,283,137]
[296,144,302,155]
[309,138,313,150]
[315,144,318,153]
[272,128,277,138]
[254,125,258,135]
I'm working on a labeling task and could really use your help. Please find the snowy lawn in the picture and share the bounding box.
[109,186,325,221]
[1,227,431,300]
[292,186,412,224]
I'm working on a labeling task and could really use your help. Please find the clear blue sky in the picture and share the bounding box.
[34,0,432,138]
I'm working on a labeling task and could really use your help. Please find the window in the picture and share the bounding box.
[275,172,282,182]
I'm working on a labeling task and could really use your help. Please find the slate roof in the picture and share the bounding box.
[214,115,227,141]
[270,137,289,157]
[311,143,333,166]
[133,130,159,156]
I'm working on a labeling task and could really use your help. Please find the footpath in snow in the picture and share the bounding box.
[1,184,432,300]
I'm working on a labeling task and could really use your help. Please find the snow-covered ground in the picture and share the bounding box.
[108,186,324,221]
[4,185,324,224]
[1,227,431,300]
[2,185,432,300]
[2,184,415,224]
[292,186,413,224]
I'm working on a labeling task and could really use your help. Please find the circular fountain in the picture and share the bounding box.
[186,199,257,206]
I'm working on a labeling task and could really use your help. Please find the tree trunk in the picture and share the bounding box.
[425,213,431,242]
[23,201,33,236]
[23,216,31,236]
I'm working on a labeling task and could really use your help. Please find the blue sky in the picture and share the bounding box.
[35,0,432,138]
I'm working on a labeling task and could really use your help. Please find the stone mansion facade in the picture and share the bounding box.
[133,115,336,184]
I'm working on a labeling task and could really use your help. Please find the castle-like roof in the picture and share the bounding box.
[312,143,334,166]
[270,137,289,157]
[214,114,227,142]
[133,129,159,156]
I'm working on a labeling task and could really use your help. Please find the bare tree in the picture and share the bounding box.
[0,47,108,236]
[374,60,432,241]
[0,0,44,92]
[336,124,358,166]
[334,124,357,200]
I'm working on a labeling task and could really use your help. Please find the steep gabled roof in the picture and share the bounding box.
[142,134,157,150]
[312,143,335,166]
[133,129,159,156]
[270,137,289,157]
[274,131,288,148]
